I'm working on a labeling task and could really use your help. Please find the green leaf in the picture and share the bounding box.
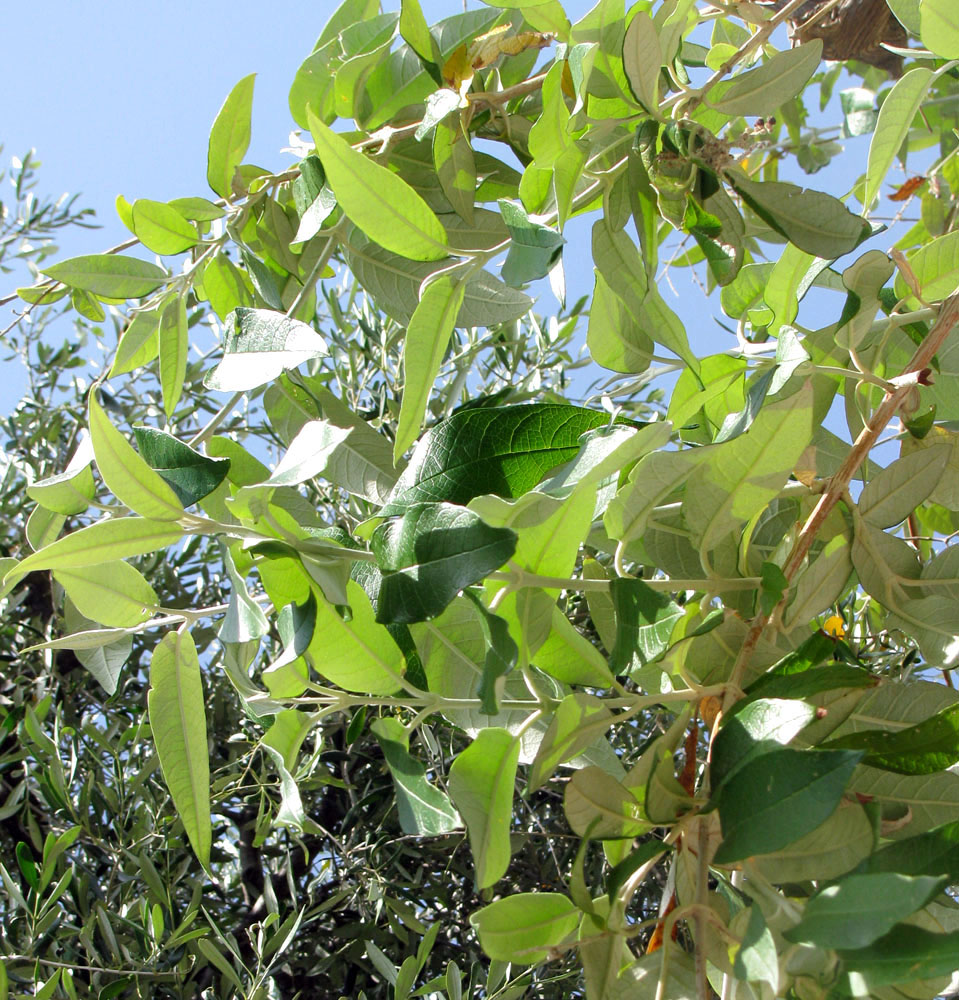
[863,68,932,212]
[470,893,580,964]
[54,560,157,629]
[59,601,130,695]
[864,819,959,876]
[371,503,517,624]
[207,73,256,198]
[42,254,167,298]
[858,445,949,528]
[27,452,96,516]
[434,117,476,224]
[148,631,211,869]
[265,419,353,487]
[2,517,183,590]
[896,228,959,301]
[204,307,328,392]
[713,748,863,864]
[345,233,531,327]
[920,0,959,57]
[464,591,518,715]
[711,698,817,794]
[132,426,231,506]
[708,41,822,118]
[308,111,448,261]
[448,728,520,888]
[732,905,779,994]
[219,544,270,644]
[784,872,945,949]
[306,580,406,694]
[824,701,959,774]
[586,269,653,374]
[111,309,161,376]
[371,717,460,835]
[399,0,434,60]
[606,840,669,903]
[528,693,612,791]
[498,199,565,287]
[838,924,959,990]
[728,174,871,258]
[89,392,185,521]
[888,0,920,33]
[751,800,874,883]
[380,404,610,515]
[608,578,684,674]
[167,196,225,221]
[158,295,188,418]
[564,766,649,839]
[395,275,467,462]
[131,199,199,255]
[623,11,661,111]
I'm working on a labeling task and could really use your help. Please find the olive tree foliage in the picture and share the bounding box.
[5,0,959,996]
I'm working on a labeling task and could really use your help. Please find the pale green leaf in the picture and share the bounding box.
[864,68,932,212]
[266,419,353,487]
[148,631,211,868]
[89,392,185,521]
[158,295,188,418]
[448,728,520,888]
[470,893,579,964]
[395,275,467,462]
[308,112,448,261]
[205,307,328,392]
[207,73,256,198]
[709,41,822,118]
[131,199,199,255]
[42,255,167,299]
[55,560,158,629]
[921,0,959,57]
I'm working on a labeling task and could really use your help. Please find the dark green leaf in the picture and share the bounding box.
[371,503,517,624]
[133,427,231,506]
[379,405,610,515]
[837,924,959,989]
[784,872,945,949]
[606,840,670,903]
[713,749,863,864]
[824,701,959,774]
[863,819,959,877]
[711,698,817,793]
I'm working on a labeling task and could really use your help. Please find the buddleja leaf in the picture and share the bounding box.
[207,73,256,198]
[148,631,211,869]
[371,717,460,835]
[308,111,448,261]
[824,701,959,774]
[133,426,231,506]
[448,728,520,889]
[89,392,185,521]
[728,173,871,258]
[379,404,610,515]
[371,503,517,624]
[713,748,863,863]
[42,255,167,298]
[204,308,328,391]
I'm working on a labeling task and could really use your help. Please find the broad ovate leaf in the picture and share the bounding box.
[308,111,448,261]
[89,393,185,521]
[54,560,158,629]
[42,255,167,299]
[204,308,328,392]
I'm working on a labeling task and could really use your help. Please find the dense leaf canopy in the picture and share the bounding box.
[3,1,959,998]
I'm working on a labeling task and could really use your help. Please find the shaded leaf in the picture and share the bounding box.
[133,426,231,506]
